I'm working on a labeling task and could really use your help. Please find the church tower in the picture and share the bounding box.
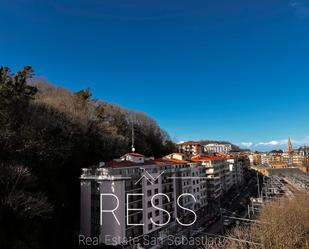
[287,137,293,154]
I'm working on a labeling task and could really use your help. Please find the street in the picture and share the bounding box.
[174,170,259,249]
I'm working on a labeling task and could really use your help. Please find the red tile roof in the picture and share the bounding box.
[104,158,188,168]
[191,154,230,162]
[124,152,145,157]
[159,158,189,164]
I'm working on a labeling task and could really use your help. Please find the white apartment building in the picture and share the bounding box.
[188,162,208,210]
[224,164,234,191]
[261,153,270,165]
[191,155,228,200]
[204,143,232,153]
[191,154,245,200]
[282,152,292,164]
[164,153,208,215]
[80,152,207,247]
[227,157,244,187]
[248,154,254,166]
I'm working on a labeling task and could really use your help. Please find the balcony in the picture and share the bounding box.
[81,168,92,176]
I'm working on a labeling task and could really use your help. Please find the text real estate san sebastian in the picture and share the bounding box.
[80,141,247,246]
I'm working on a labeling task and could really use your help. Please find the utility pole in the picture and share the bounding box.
[131,120,135,152]
[218,199,224,234]
[257,171,260,199]
[219,207,224,234]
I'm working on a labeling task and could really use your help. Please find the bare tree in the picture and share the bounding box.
[204,193,309,249]
[0,164,53,219]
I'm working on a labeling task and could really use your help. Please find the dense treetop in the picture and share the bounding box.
[0,66,176,249]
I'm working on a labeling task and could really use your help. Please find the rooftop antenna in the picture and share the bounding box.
[131,120,135,152]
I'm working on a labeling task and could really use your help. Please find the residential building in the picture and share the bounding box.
[80,152,207,246]
[248,154,254,166]
[253,153,262,165]
[295,146,309,173]
[269,152,283,164]
[227,156,244,187]
[292,154,304,166]
[261,153,270,165]
[297,146,309,157]
[248,153,261,166]
[204,143,232,153]
[177,141,203,157]
[191,155,227,200]
[282,152,291,164]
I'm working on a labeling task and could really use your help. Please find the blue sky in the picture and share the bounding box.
[1,0,309,151]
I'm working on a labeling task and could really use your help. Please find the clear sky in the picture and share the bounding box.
[1,0,309,150]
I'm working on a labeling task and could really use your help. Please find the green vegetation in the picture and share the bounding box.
[0,66,176,249]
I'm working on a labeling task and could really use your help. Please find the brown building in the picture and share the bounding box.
[253,153,261,165]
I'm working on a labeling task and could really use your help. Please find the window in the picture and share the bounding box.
[155,210,159,216]
[148,201,151,208]
[148,224,153,230]
[155,188,159,194]
[148,212,152,218]
[147,190,152,196]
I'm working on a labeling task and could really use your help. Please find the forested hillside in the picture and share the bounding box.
[0,66,176,249]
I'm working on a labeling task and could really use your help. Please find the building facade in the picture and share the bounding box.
[80,152,208,246]
[177,141,203,157]
[191,155,237,200]
[204,143,232,153]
